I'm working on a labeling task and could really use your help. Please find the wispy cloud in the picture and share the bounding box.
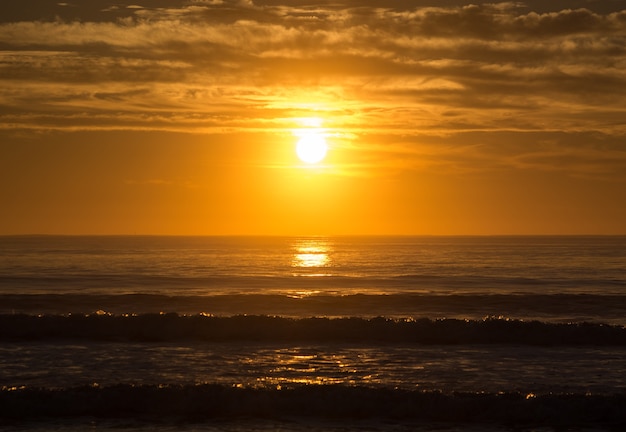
[1,1,625,178]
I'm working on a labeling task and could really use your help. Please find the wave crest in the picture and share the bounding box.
[1,384,625,426]
[1,314,624,345]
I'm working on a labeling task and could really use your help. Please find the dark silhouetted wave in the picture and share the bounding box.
[2,293,625,324]
[0,384,624,428]
[1,314,624,345]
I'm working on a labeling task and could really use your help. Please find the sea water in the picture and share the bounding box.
[0,236,625,431]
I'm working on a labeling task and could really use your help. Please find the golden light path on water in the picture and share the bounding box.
[289,238,333,298]
[292,238,331,270]
[242,348,372,389]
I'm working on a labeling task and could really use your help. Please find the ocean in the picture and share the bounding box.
[0,235,624,431]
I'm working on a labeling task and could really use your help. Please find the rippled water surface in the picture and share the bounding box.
[1,236,624,430]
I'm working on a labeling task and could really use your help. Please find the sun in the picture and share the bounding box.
[296,131,328,164]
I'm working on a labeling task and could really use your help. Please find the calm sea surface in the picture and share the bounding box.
[0,236,625,431]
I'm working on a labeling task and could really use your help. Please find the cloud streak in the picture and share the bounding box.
[1,1,625,177]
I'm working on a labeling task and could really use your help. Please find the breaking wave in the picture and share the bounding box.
[0,384,624,427]
[1,314,624,345]
[2,293,625,324]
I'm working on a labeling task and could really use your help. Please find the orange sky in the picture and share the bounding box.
[1,1,625,235]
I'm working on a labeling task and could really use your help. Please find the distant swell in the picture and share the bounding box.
[1,384,624,427]
[1,314,624,345]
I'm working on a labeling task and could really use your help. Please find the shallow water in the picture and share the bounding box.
[1,341,625,395]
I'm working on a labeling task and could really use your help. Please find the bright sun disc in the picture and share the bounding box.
[296,133,328,164]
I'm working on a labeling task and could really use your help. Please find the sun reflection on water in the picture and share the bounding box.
[291,238,332,275]
[249,347,373,388]
[295,251,329,268]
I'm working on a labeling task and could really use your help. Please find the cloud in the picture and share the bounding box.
[0,0,624,147]
[349,130,626,182]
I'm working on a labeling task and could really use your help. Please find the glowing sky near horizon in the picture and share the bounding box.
[1,0,625,235]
